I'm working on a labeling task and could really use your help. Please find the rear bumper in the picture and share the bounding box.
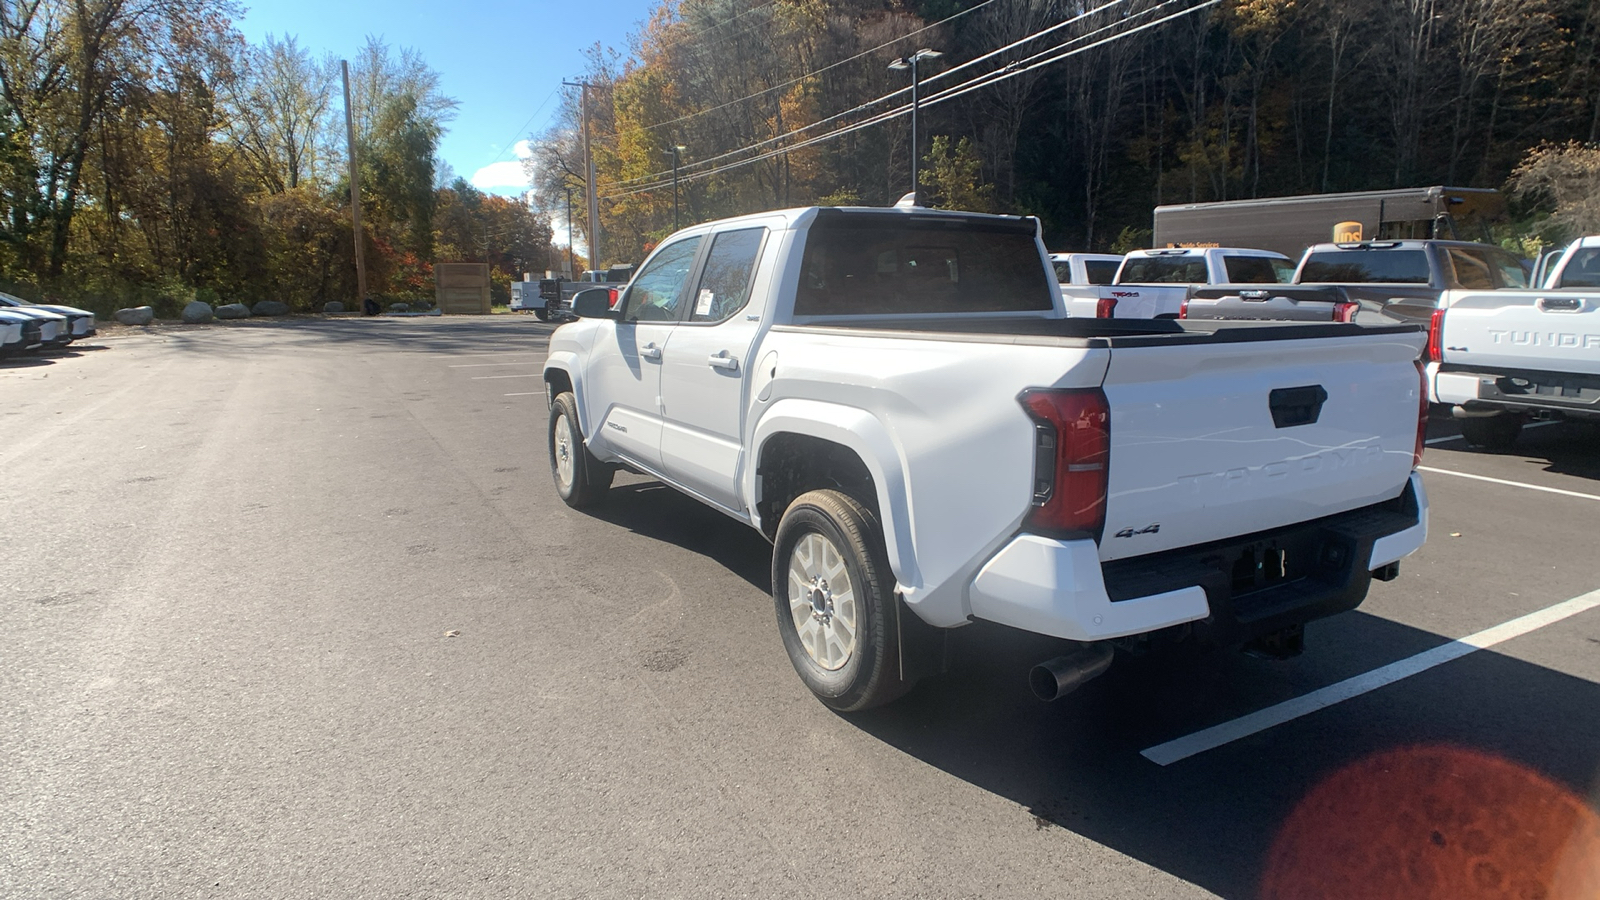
[1434,365,1600,418]
[969,473,1427,644]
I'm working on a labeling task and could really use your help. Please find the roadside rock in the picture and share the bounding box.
[215,303,251,319]
[114,306,154,326]
[389,302,410,313]
[323,300,345,313]
[181,300,214,324]
[252,300,289,317]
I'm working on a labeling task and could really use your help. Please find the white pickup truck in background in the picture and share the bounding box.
[1428,235,1600,449]
[544,206,1429,711]
[1050,252,1123,287]
[1060,246,1296,319]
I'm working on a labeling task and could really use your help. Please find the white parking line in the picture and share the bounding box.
[1141,588,1600,766]
[1424,420,1558,446]
[436,350,547,359]
[1418,466,1600,502]
[448,361,543,368]
[504,391,545,396]
[471,374,541,380]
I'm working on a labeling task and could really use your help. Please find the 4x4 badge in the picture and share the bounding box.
[1113,524,1160,538]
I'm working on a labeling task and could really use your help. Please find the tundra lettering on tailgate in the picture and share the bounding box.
[1175,445,1384,494]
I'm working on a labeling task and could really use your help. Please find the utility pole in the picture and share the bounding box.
[662,145,684,231]
[564,80,599,273]
[888,49,943,205]
[563,185,576,277]
[341,61,369,312]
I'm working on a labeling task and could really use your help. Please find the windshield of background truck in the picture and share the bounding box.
[1118,256,1207,284]
[1223,255,1294,284]
[1300,249,1431,284]
[796,215,1052,315]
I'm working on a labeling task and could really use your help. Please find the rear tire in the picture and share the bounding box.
[772,490,912,712]
[548,391,612,507]
[1459,413,1523,451]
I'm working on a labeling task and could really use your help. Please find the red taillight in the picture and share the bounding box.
[1413,360,1429,469]
[1096,296,1117,318]
[1179,296,1190,319]
[1334,301,1358,323]
[1021,389,1110,538]
[608,288,620,309]
[1426,308,1445,363]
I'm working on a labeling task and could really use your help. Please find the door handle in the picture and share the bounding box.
[707,353,739,372]
[1537,296,1584,312]
[640,343,662,360]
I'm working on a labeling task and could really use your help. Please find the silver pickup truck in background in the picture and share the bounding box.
[1428,235,1600,449]
[1183,240,1531,326]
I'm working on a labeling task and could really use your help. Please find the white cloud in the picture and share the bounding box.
[470,140,534,191]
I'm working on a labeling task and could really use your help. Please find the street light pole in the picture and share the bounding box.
[888,49,943,206]
[662,145,685,231]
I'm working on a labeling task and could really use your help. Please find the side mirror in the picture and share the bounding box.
[572,288,620,319]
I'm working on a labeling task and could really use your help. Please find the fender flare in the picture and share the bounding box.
[543,352,588,437]
[749,398,922,595]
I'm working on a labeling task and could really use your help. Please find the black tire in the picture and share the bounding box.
[1459,413,1524,451]
[548,391,612,507]
[772,489,912,712]
[534,308,550,322]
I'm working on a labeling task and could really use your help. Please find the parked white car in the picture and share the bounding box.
[0,292,95,339]
[544,206,1429,710]
[0,304,69,350]
[0,308,35,357]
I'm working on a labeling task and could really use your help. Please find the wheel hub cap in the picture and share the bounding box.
[787,532,858,671]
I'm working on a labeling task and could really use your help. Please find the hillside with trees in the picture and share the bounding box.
[530,0,1600,266]
[0,1,552,315]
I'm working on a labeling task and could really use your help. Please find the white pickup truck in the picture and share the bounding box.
[1060,246,1296,319]
[544,206,1430,711]
[1428,235,1600,449]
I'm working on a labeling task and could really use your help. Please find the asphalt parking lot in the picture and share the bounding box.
[3,317,1597,899]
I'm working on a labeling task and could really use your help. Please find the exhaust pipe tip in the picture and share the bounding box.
[1030,643,1115,702]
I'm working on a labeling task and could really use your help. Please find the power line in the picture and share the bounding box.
[609,0,1150,188]
[599,0,1220,200]
[482,86,560,171]
[637,0,1005,136]
[606,0,1172,193]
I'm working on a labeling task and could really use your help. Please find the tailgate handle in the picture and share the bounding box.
[1269,385,1329,428]
[1536,296,1583,312]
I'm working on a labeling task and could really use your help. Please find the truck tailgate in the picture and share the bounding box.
[1440,290,1600,376]
[1098,329,1424,562]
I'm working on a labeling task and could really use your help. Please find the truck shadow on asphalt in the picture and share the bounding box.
[849,616,1600,899]
[589,476,773,592]
[589,474,1600,899]
[1506,421,1600,482]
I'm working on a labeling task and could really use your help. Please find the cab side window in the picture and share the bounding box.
[689,228,767,323]
[1447,248,1494,290]
[623,236,703,323]
[1560,248,1600,288]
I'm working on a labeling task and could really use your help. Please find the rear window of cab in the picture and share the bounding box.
[796,213,1052,316]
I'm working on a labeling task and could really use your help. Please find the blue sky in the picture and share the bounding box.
[237,0,655,198]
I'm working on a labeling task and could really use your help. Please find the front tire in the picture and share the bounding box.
[772,490,912,712]
[534,308,550,322]
[548,392,612,508]
[1459,413,1524,451]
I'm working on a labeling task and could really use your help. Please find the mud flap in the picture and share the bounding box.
[896,592,949,682]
